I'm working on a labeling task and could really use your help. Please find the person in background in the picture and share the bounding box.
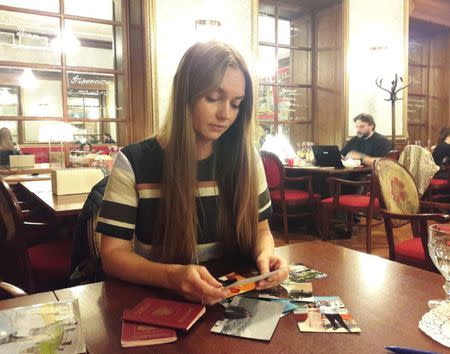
[89,135,99,144]
[103,133,116,144]
[80,142,92,153]
[432,127,450,178]
[341,113,392,166]
[0,127,21,165]
[97,41,288,305]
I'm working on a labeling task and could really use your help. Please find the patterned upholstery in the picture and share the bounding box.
[374,158,420,215]
[373,158,450,271]
[398,145,439,196]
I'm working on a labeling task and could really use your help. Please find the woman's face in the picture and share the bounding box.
[191,66,245,144]
[83,144,91,153]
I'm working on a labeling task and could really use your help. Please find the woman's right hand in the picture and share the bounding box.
[168,265,229,305]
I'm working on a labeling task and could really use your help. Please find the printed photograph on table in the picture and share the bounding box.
[211,296,284,341]
[245,283,314,302]
[294,296,361,333]
[283,263,328,284]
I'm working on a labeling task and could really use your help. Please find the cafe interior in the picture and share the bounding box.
[0,0,450,353]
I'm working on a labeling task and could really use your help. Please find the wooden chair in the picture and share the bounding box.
[427,162,450,202]
[386,149,401,161]
[70,177,108,285]
[373,158,450,271]
[0,281,27,300]
[261,151,321,242]
[320,176,381,253]
[0,177,72,293]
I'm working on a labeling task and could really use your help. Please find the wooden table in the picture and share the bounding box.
[0,163,51,176]
[286,166,372,175]
[286,166,372,197]
[0,291,57,311]
[18,180,88,216]
[3,173,51,185]
[53,241,445,353]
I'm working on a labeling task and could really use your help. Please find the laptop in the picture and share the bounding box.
[9,154,35,168]
[312,145,344,168]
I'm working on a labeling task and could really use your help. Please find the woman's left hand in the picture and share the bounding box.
[255,252,289,290]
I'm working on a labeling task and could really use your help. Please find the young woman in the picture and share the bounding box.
[97,41,288,305]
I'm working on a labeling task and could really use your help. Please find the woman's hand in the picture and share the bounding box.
[255,252,289,290]
[168,264,229,305]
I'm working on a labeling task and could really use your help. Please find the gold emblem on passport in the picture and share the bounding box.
[152,306,174,317]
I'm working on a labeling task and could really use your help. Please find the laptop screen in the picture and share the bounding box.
[312,146,343,168]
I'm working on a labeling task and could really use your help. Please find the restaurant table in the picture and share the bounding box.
[18,180,88,217]
[0,291,57,311]
[0,163,51,176]
[54,241,445,354]
[285,166,372,197]
[3,173,51,185]
[286,165,372,175]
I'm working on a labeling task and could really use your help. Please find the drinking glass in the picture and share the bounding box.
[428,224,450,308]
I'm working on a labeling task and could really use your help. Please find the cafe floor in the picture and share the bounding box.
[272,218,412,259]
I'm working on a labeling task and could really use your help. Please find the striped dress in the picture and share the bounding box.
[96,138,272,262]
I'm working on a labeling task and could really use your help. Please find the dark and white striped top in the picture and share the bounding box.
[96,138,272,259]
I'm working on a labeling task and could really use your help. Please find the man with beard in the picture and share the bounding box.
[341,113,392,166]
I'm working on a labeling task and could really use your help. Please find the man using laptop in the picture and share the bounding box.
[341,113,392,166]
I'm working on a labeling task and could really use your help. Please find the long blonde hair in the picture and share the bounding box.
[0,127,15,150]
[154,41,258,264]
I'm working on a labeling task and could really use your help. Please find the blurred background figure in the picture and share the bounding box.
[0,126,21,165]
[103,133,115,144]
[80,142,92,154]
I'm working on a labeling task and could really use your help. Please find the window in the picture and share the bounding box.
[0,0,126,144]
[257,1,313,148]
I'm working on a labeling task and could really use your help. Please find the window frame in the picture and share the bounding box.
[0,1,129,144]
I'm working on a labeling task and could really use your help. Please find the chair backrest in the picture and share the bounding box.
[373,158,420,215]
[386,149,401,161]
[260,150,284,189]
[70,176,108,284]
[0,177,23,241]
[398,145,440,196]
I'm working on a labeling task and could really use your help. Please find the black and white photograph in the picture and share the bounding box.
[211,296,284,341]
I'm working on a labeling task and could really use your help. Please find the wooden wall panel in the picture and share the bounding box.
[127,0,154,144]
[313,2,345,147]
[428,33,450,144]
[410,0,450,28]
[408,29,450,146]
[408,37,429,144]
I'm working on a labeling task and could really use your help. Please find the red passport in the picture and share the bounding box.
[122,298,206,331]
[121,321,177,347]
